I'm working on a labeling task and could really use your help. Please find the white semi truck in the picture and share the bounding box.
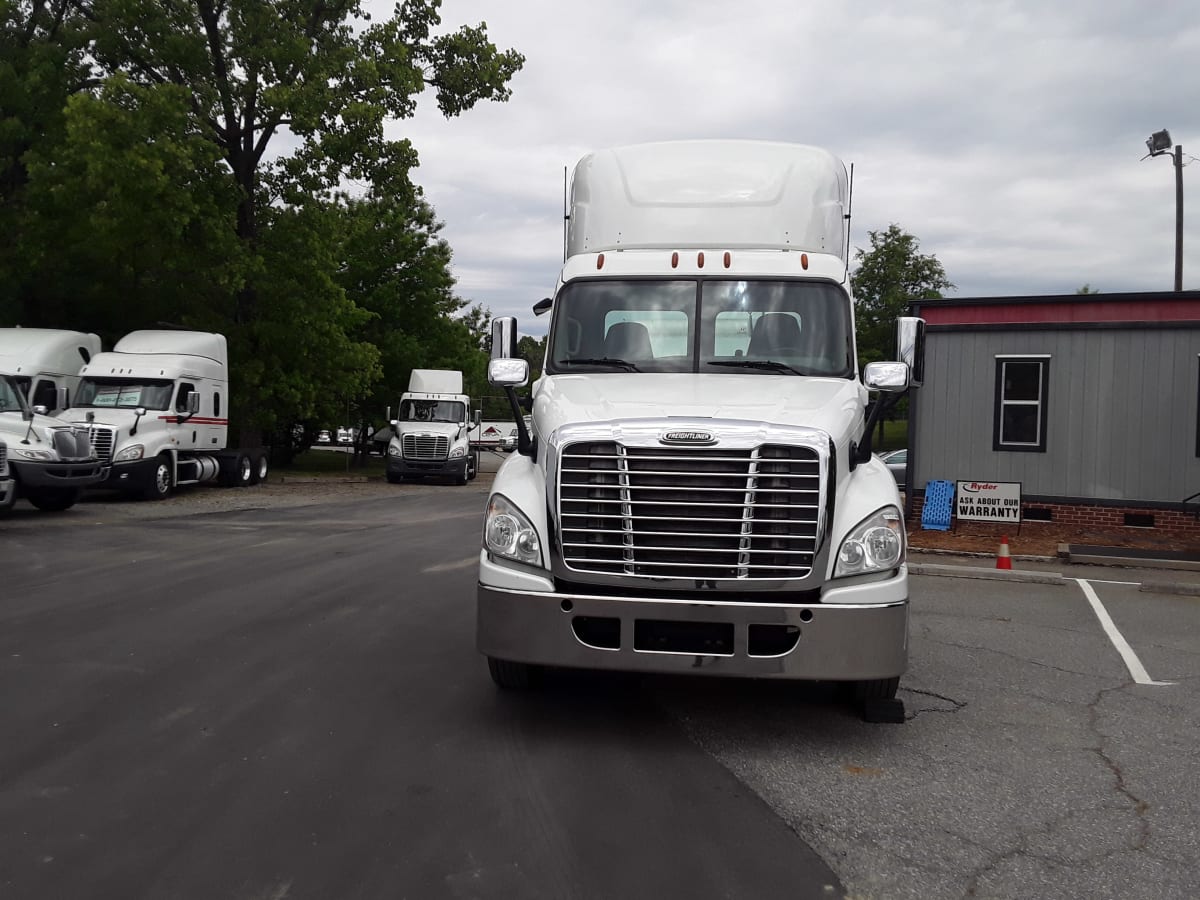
[62,330,269,499]
[386,369,479,484]
[0,328,102,415]
[0,372,104,511]
[0,439,13,513]
[478,140,925,715]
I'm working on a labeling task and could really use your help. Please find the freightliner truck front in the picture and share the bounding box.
[477,140,925,715]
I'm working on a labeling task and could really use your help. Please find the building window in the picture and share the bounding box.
[993,357,1049,452]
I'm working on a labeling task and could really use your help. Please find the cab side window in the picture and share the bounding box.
[32,379,58,413]
[176,382,197,414]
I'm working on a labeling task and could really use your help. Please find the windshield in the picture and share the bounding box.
[0,375,29,413]
[75,378,175,410]
[400,399,466,423]
[546,278,853,376]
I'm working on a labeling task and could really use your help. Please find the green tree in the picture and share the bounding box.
[7,0,523,447]
[850,224,952,368]
[0,0,93,320]
[1076,284,1099,295]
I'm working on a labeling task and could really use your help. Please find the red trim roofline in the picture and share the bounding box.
[911,290,1200,326]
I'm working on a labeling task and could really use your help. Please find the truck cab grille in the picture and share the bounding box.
[402,434,449,460]
[558,441,821,580]
[87,426,115,463]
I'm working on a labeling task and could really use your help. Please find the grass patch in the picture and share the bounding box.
[282,449,386,478]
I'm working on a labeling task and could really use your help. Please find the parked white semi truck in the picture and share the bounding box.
[62,330,269,499]
[386,369,479,484]
[0,328,102,415]
[0,439,13,513]
[478,140,925,715]
[0,372,104,511]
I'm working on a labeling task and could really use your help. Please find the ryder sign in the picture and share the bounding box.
[956,481,1022,523]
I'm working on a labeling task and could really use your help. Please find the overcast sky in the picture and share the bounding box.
[373,0,1198,333]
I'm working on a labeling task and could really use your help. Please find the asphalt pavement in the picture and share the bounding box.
[0,488,839,900]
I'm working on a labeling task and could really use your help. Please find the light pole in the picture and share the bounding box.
[1144,129,1184,291]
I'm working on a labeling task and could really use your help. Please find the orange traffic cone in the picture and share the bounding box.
[996,535,1012,570]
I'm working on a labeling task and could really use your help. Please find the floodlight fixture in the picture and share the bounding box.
[1146,129,1173,156]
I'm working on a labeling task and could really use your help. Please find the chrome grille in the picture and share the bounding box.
[402,434,449,460]
[88,426,115,463]
[559,442,821,580]
[51,427,93,461]
[0,442,7,476]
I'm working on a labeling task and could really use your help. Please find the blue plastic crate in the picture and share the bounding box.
[921,480,955,531]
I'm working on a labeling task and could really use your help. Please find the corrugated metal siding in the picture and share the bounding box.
[911,327,1200,503]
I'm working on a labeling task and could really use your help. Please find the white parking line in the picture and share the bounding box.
[1075,579,1174,686]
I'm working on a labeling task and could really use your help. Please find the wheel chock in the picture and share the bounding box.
[862,697,906,723]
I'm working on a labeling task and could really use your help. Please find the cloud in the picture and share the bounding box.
[370,0,1199,326]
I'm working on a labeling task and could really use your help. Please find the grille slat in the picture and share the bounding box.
[559,440,821,580]
[402,434,450,460]
[87,426,115,463]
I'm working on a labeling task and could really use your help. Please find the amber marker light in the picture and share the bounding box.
[723,251,731,268]
[801,253,809,270]
[697,252,705,268]
[597,253,605,269]
[671,251,679,268]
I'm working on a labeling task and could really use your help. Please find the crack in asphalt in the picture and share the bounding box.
[900,686,968,720]
[1087,684,1153,851]
[921,634,1101,678]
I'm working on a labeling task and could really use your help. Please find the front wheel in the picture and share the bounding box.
[141,454,173,501]
[26,487,80,512]
[487,657,539,690]
[851,676,900,702]
[467,451,479,481]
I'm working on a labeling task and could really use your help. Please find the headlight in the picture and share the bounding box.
[834,507,905,578]
[14,449,54,460]
[484,493,542,567]
[449,446,466,459]
[387,443,403,457]
[114,444,144,462]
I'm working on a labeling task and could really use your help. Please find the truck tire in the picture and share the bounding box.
[487,657,539,690]
[467,451,479,481]
[386,471,403,484]
[250,453,269,485]
[235,453,253,487]
[141,454,174,501]
[851,676,900,702]
[26,487,80,512]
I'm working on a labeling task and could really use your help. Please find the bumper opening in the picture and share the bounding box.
[572,616,621,649]
[748,624,801,657]
[634,619,734,656]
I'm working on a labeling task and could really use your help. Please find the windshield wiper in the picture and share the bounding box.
[557,357,641,373]
[707,359,806,376]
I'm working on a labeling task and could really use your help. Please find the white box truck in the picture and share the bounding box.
[0,372,104,511]
[0,328,102,415]
[478,141,925,715]
[62,330,269,499]
[386,369,479,484]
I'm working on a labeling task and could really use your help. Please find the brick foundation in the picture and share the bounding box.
[908,494,1200,538]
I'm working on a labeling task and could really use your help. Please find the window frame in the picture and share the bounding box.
[992,355,1050,453]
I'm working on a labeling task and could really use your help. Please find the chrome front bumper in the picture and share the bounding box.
[477,568,909,681]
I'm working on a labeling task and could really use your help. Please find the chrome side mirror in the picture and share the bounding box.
[489,357,530,388]
[863,361,909,393]
[896,317,926,388]
[491,317,518,360]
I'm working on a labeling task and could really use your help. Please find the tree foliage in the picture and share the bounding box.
[850,224,952,368]
[1,0,523,453]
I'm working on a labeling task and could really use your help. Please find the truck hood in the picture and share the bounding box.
[395,421,465,438]
[535,373,866,446]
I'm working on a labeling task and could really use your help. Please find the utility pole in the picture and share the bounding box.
[1174,142,1184,292]
[1145,129,1184,291]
